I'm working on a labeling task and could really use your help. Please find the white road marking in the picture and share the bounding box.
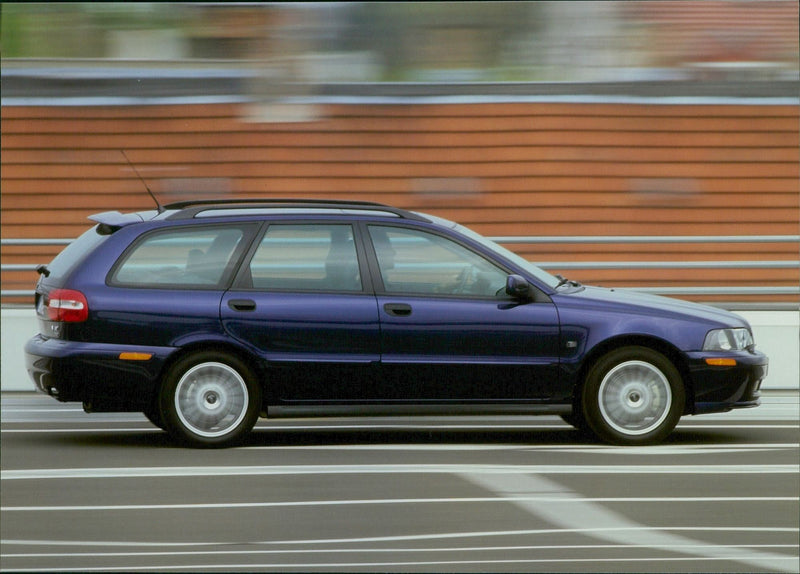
[5,527,799,546]
[2,463,797,481]
[461,471,798,573]
[3,496,796,513]
[243,442,800,451]
[0,428,162,434]
[2,555,800,572]
[240,443,800,455]
[545,445,798,455]
[1,423,798,434]
[3,543,796,558]
[2,408,87,412]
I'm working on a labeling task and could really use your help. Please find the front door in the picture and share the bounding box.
[367,225,561,402]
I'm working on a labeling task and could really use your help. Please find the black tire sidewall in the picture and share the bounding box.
[582,346,684,446]
[159,350,261,448]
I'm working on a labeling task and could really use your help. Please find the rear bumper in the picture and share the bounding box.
[24,334,170,411]
[686,350,768,415]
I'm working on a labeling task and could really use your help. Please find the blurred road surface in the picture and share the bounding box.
[1,392,798,573]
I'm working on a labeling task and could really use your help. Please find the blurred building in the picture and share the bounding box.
[2,2,798,83]
[1,2,798,307]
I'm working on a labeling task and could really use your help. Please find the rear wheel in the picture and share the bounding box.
[582,346,684,445]
[159,351,261,447]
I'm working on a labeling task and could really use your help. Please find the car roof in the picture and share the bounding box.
[87,199,434,233]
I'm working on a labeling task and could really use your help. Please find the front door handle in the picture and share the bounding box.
[383,303,412,317]
[228,299,257,312]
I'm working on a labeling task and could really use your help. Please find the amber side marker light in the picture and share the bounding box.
[705,358,737,367]
[119,352,153,361]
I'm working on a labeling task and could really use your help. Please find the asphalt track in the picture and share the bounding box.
[1,391,798,573]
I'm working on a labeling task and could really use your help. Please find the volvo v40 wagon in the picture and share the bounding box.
[25,199,768,447]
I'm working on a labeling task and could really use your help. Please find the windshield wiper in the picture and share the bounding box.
[555,274,581,289]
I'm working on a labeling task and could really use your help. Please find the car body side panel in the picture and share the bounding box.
[25,335,170,409]
[78,286,229,347]
[220,291,382,402]
[376,295,564,401]
[551,287,768,413]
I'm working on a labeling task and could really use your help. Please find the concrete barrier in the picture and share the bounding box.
[2,308,797,393]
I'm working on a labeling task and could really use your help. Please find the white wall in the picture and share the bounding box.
[2,308,797,392]
[2,309,37,392]
[742,311,799,390]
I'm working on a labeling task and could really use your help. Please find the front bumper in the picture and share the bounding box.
[686,349,768,415]
[24,334,170,411]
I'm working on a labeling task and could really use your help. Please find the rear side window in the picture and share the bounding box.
[110,225,251,288]
[246,224,362,292]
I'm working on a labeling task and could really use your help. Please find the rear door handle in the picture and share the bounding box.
[383,303,412,317]
[228,299,257,312]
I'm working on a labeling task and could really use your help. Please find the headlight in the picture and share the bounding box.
[703,328,754,351]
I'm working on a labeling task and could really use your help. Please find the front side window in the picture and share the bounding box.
[111,225,248,287]
[369,226,508,296]
[247,224,362,292]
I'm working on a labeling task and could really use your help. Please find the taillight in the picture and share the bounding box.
[46,289,89,322]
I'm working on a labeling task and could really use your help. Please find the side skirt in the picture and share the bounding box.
[266,403,572,419]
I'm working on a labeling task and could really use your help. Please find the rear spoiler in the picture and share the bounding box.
[88,211,145,234]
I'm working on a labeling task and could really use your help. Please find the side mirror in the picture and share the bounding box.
[505,274,531,299]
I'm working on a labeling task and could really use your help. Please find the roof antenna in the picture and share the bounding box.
[120,150,164,213]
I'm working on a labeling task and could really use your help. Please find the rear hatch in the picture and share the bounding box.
[35,225,110,338]
[34,211,150,339]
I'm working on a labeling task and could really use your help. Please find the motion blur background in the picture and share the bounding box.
[1,1,798,309]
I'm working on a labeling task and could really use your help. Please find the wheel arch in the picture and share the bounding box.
[152,340,267,409]
[572,335,694,415]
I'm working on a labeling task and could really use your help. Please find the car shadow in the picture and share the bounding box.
[244,426,592,448]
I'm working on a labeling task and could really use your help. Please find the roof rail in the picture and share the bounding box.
[163,198,428,221]
[163,198,392,210]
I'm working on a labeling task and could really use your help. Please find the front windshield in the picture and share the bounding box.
[420,214,562,289]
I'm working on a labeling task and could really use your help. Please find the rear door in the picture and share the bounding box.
[91,223,256,346]
[221,222,381,402]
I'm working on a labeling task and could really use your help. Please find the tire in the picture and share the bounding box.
[159,351,261,448]
[581,346,684,446]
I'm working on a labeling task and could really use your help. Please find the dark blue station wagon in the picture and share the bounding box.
[25,200,768,447]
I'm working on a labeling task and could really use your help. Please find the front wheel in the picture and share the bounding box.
[159,351,261,448]
[582,347,685,445]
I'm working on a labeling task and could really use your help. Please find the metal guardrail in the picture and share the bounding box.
[2,239,74,246]
[2,235,799,299]
[493,235,800,244]
[7,259,798,272]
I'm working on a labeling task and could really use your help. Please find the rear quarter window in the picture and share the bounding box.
[45,225,110,282]
[109,225,253,288]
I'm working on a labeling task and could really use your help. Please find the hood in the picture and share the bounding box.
[553,285,749,329]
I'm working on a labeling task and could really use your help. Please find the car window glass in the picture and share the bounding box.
[249,224,361,292]
[368,226,508,296]
[112,226,246,287]
[46,225,110,281]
